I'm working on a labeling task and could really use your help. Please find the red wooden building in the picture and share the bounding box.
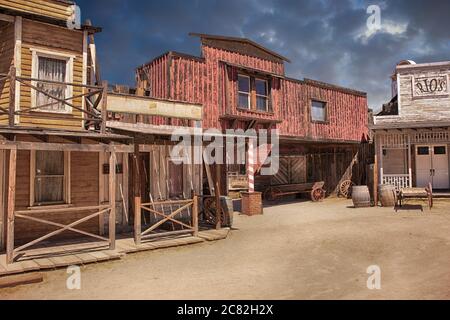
[136,33,369,196]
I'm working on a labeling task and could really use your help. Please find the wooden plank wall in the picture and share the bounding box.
[18,18,85,130]
[136,44,368,144]
[0,150,5,249]
[278,79,368,142]
[0,0,72,21]
[0,21,14,124]
[12,135,100,246]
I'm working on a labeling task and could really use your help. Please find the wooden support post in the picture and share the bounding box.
[108,151,116,250]
[133,144,142,245]
[192,195,199,237]
[373,137,379,207]
[6,148,17,264]
[247,138,255,193]
[215,164,222,230]
[101,80,108,134]
[8,66,16,127]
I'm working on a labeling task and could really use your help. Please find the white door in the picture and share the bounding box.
[431,145,449,189]
[416,145,433,188]
[415,145,449,189]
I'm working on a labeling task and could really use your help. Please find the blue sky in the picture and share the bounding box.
[76,0,450,111]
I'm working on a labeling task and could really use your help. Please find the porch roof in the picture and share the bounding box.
[370,121,450,131]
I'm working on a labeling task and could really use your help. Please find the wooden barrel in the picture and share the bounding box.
[378,184,397,207]
[352,186,371,208]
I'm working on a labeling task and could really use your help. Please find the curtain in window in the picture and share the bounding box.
[36,57,67,111]
[35,151,65,205]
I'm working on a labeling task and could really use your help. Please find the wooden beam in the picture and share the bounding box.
[0,140,134,153]
[6,148,17,264]
[8,66,16,127]
[109,151,116,250]
[373,136,379,207]
[133,144,142,245]
[192,195,199,237]
[215,164,222,230]
[0,273,43,289]
[101,80,108,134]
[0,13,14,23]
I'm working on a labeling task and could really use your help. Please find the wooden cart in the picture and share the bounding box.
[263,181,326,202]
[395,183,433,211]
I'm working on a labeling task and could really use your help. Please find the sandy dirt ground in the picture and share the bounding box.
[1,198,450,300]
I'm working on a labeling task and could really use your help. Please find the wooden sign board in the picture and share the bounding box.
[413,74,449,98]
[107,93,203,121]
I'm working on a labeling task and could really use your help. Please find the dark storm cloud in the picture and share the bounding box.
[76,0,450,111]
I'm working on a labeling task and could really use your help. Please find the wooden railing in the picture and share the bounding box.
[136,197,199,242]
[382,174,411,190]
[0,66,108,132]
[10,205,115,263]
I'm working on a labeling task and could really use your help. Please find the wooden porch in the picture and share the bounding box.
[0,227,231,277]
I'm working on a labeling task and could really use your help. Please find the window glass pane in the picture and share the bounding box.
[238,75,250,93]
[417,147,429,155]
[37,56,67,111]
[255,79,267,96]
[36,151,64,175]
[256,96,267,111]
[434,146,446,155]
[35,176,64,204]
[312,100,326,122]
[239,93,250,109]
[35,151,65,204]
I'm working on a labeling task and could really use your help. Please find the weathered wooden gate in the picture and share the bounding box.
[271,156,307,185]
[136,197,198,243]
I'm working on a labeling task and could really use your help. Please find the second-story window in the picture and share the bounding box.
[311,100,327,122]
[37,57,67,112]
[237,73,271,112]
[255,79,268,112]
[238,75,251,109]
[31,49,73,114]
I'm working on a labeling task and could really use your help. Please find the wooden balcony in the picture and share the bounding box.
[0,66,108,133]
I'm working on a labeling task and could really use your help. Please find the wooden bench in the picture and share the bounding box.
[263,182,326,202]
[396,183,433,211]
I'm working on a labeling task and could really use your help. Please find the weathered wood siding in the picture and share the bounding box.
[137,43,368,143]
[18,18,85,129]
[0,0,73,21]
[279,80,368,142]
[398,66,450,120]
[0,21,14,124]
[13,135,100,245]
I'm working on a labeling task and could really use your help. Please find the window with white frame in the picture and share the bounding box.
[255,78,269,111]
[31,151,70,206]
[238,74,250,109]
[31,49,73,113]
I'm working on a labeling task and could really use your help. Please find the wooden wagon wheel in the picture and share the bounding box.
[203,197,231,226]
[311,188,325,202]
[339,180,354,198]
[263,187,279,201]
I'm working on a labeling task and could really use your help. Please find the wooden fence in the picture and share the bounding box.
[136,197,199,243]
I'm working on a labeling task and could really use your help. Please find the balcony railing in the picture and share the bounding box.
[0,66,108,133]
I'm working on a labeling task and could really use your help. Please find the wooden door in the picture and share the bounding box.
[431,145,449,189]
[416,145,432,188]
